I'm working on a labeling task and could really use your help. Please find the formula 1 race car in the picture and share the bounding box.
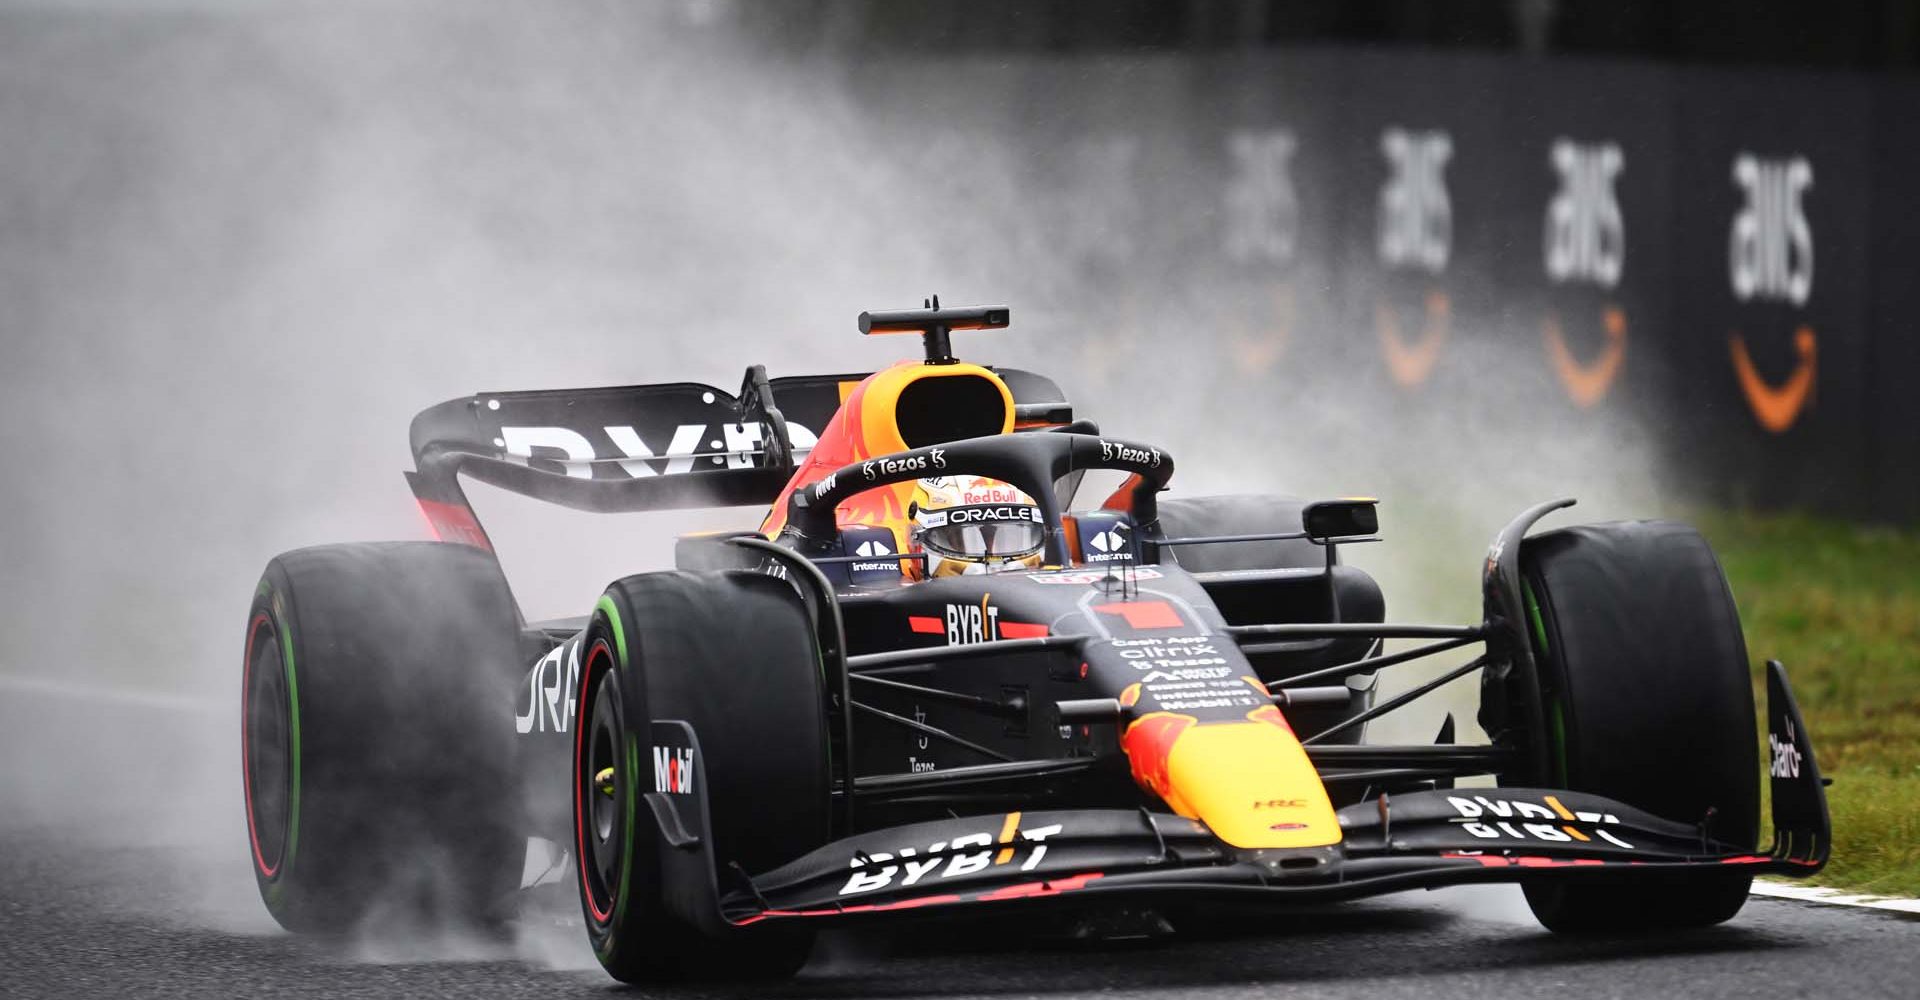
[239,303,1830,980]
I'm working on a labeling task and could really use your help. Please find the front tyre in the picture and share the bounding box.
[575,570,831,982]
[1514,521,1759,932]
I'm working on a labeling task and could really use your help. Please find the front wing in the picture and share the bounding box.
[643,662,1828,929]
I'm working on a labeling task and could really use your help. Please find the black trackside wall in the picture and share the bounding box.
[1870,80,1920,520]
[1669,71,1877,511]
[847,50,1917,520]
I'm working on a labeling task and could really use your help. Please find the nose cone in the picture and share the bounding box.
[1121,706,1343,850]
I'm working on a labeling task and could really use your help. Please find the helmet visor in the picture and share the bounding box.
[918,505,1045,561]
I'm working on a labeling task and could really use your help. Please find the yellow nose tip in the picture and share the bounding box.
[1151,709,1342,850]
[594,767,616,796]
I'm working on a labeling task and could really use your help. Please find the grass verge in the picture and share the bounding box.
[1697,509,1920,898]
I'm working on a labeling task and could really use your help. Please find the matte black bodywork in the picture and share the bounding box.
[425,341,1827,933]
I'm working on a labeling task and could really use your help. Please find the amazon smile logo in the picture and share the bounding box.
[1376,289,1449,387]
[1729,326,1817,433]
[1542,306,1627,408]
[1229,282,1293,374]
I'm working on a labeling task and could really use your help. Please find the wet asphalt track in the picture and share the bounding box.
[4,684,1919,999]
[4,829,1919,1000]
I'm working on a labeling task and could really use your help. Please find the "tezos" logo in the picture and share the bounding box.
[862,447,948,482]
[1098,440,1161,468]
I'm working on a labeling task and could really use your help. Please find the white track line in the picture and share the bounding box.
[0,673,224,715]
[1752,881,1920,916]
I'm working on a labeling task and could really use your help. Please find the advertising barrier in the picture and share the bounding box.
[852,49,1916,518]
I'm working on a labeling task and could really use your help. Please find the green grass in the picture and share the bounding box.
[1696,509,1920,897]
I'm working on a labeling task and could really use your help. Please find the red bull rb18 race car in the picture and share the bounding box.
[239,303,1830,982]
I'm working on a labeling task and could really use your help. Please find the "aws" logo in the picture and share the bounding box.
[1726,153,1818,434]
[1373,127,1454,388]
[1541,139,1629,408]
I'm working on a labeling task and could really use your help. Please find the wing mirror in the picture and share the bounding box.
[1303,498,1379,540]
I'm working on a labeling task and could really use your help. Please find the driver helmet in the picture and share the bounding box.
[906,475,1046,578]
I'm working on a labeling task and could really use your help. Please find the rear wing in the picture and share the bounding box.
[405,364,1072,550]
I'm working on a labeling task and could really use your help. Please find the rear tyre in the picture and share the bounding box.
[1514,520,1758,932]
[243,542,524,934]
[575,570,831,983]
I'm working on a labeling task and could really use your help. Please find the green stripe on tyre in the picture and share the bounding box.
[1523,579,1549,653]
[597,593,628,665]
[254,582,304,906]
[619,733,640,928]
[1522,580,1569,786]
[591,589,636,953]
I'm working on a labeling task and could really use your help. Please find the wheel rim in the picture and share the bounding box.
[243,615,291,878]
[578,655,624,924]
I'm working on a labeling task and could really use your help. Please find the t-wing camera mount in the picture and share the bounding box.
[858,296,1011,364]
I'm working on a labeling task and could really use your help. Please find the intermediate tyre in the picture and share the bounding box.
[242,542,524,933]
[573,570,832,982]
[1515,520,1759,932]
